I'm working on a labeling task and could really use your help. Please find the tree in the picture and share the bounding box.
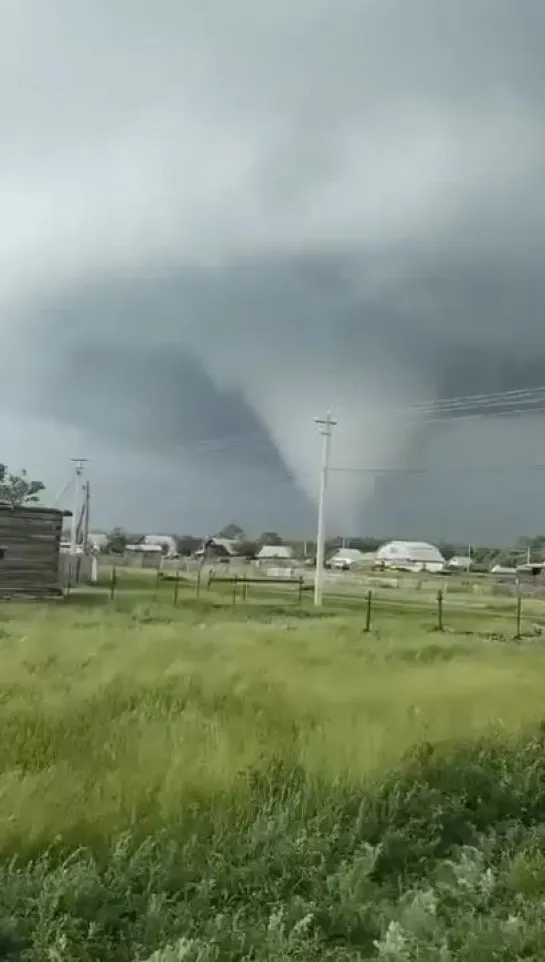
[217,523,245,541]
[105,527,128,554]
[257,531,283,546]
[238,540,259,559]
[0,466,45,507]
[176,535,202,557]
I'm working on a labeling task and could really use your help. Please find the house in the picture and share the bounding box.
[446,555,472,572]
[0,504,68,597]
[375,540,446,573]
[125,543,163,568]
[327,547,366,570]
[87,532,108,552]
[256,544,294,563]
[142,534,178,557]
[194,538,238,561]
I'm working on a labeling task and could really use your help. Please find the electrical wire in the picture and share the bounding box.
[51,385,545,502]
[162,385,545,464]
[329,463,545,475]
[402,384,545,415]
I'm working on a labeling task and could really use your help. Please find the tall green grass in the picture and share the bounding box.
[1,596,545,958]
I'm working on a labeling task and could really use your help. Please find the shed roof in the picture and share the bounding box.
[0,503,70,516]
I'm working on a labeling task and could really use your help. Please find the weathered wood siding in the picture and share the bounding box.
[0,506,64,596]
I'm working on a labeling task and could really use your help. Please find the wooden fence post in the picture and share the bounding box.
[515,592,522,639]
[233,574,238,606]
[174,570,180,607]
[364,590,372,632]
[298,576,304,604]
[437,589,444,632]
[110,566,117,601]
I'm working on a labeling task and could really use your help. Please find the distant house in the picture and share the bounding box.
[376,540,446,573]
[194,538,238,561]
[256,544,294,563]
[142,534,178,557]
[87,532,108,552]
[446,555,472,572]
[125,543,163,568]
[516,562,545,577]
[327,547,366,570]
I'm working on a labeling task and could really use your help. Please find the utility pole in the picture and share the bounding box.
[314,411,337,606]
[70,459,87,553]
[83,480,90,549]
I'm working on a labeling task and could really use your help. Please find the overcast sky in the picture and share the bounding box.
[2,0,545,543]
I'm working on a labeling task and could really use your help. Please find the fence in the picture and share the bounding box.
[360,587,534,640]
[65,564,544,641]
[101,567,306,606]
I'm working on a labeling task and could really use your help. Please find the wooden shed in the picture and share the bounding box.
[0,504,69,597]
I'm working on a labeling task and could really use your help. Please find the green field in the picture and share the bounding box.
[3,587,545,959]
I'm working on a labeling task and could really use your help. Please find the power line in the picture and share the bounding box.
[329,463,545,475]
[417,404,545,426]
[404,385,545,414]
[101,384,545,475]
[170,404,545,460]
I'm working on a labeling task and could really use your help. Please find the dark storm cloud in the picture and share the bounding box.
[2,0,545,538]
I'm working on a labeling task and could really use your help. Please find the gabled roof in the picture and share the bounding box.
[195,537,238,556]
[377,540,445,564]
[329,547,365,563]
[256,544,293,560]
[143,534,177,549]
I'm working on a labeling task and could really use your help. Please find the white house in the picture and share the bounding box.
[490,563,516,575]
[142,534,178,557]
[194,538,238,560]
[447,555,472,571]
[87,532,108,552]
[376,540,446,573]
[256,544,294,562]
[328,547,366,569]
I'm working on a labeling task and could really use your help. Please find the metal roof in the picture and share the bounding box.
[256,544,294,559]
[329,547,365,563]
[376,540,445,563]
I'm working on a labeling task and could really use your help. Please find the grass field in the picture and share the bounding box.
[3,587,545,958]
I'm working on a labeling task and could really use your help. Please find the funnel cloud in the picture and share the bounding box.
[2,1,545,542]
